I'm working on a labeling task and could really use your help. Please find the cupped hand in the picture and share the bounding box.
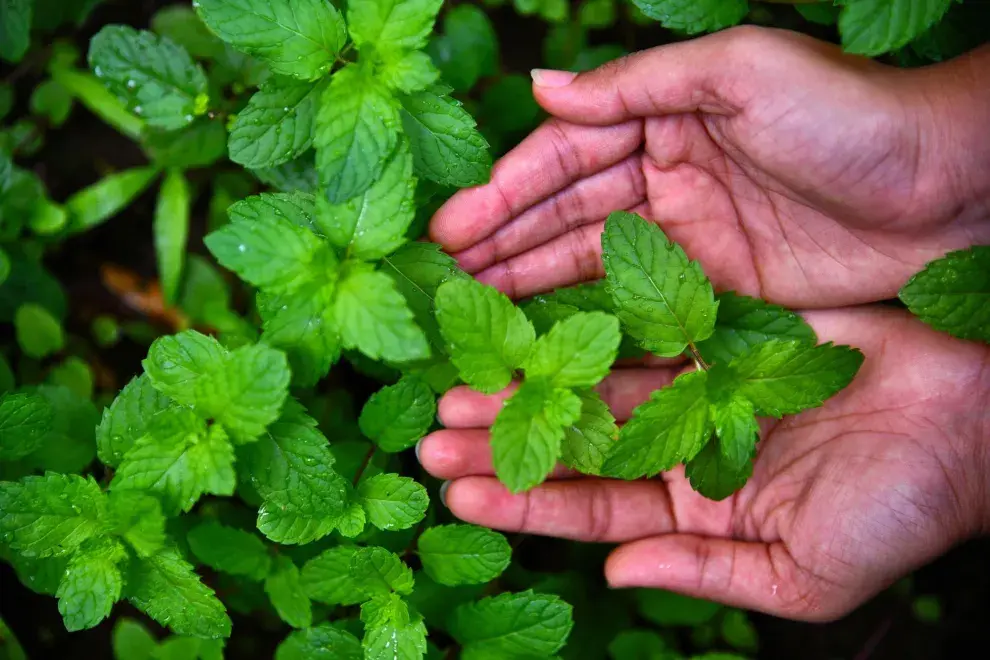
[431,28,990,308]
[417,308,990,620]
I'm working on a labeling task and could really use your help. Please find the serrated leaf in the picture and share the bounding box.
[227,190,319,231]
[107,491,167,559]
[696,292,817,366]
[96,374,174,467]
[359,377,436,453]
[113,618,158,660]
[336,497,368,538]
[361,593,428,660]
[560,389,616,475]
[317,142,416,260]
[275,623,363,660]
[352,546,415,597]
[449,590,574,657]
[229,77,323,169]
[0,473,106,558]
[358,473,429,531]
[435,277,535,393]
[602,211,717,357]
[89,25,207,130]
[265,555,312,629]
[7,553,67,596]
[347,0,444,50]
[524,311,620,388]
[252,152,319,194]
[18,385,98,475]
[898,246,990,343]
[258,280,340,387]
[301,545,366,606]
[151,4,226,59]
[602,370,712,479]
[65,166,160,233]
[333,266,430,363]
[316,65,401,204]
[56,538,127,632]
[188,521,272,580]
[145,118,227,169]
[685,438,753,502]
[417,524,511,586]
[154,169,191,304]
[400,90,491,188]
[0,0,32,63]
[195,0,346,80]
[380,50,440,94]
[630,0,748,34]
[712,393,758,471]
[840,0,953,57]
[492,381,581,493]
[0,392,54,460]
[126,548,232,639]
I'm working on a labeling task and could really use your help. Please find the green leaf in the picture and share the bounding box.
[359,376,436,453]
[524,312,620,388]
[7,552,67,596]
[684,437,752,501]
[352,546,415,597]
[417,524,511,586]
[96,374,174,468]
[336,497,367,538]
[361,593,428,660]
[15,303,64,358]
[492,381,581,493]
[65,166,160,233]
[144,118,228,169]
[560,389,616,476]
[713,340,864,418]
[18,385,98,475]
[227,189,318,231]
[229,77,323,169]
[347,0,444,51]
[317,142,416,260]
[187,521,272,580]
[607,629,671,660]
[151,5,226,59]
[258,280,340,387]
[113,618,159,660]
[153,169,191,304]
[107,491,167,559]
[316,65,401,204]
[721,609,758,652]
[196,0,346,80]
[630,0,748,34]
[0,0,32,64]
[126,548,232,639]
[48,357,95,399]
[428,5,499,92]
[400,90,491,188]
[0,473,106,558]
[602,370,712,479]
[51,66,144,141]
[301,545,366,606]
[480,74,541,136]
[839,0,953,57]
[435,277,535,394]
[358,473,429,531]
[31,80,74,127]
[56,538,127,632]
[696,292,817,366]
[252,153,319,194]
[333,266,430,363]
[380,50,440,94]
[275,624,363,660]
[898,246,990,343]
[243,399,347,544]
[0,392,54,460]
[635,588,721,626]
[449,590,574,657]
[602,211,718,357]
[88,25,208,130]
[796,2,840,26]
[711,393,758,471]
[265,555,312,629]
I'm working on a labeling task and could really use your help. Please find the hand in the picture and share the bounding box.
[431,28,990,308]
[417,308,990,620]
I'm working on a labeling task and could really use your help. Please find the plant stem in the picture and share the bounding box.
[687,343,710,371]
[353,445,377,487]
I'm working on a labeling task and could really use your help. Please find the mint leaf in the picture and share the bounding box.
[898,246,990,343]
[696,292,817,366]
[316,65,401,204]
[685,438,753,502]
[840,0,952,57]
[16,385,98,476]
[126,548,232,639]
[715,340,864,418]
[154,169,191,304]
[560,389,616,476]
[0,392,54,460]
[333,266,430,363]
[258,280,340,387]
[317,142,416,261]
[56,538,127,632]
[112,618,158,660]
[107,491,166,559]
[524,311,620,388]
[361,593,428,660]
[151,5,226,59]
[492,381,581,493]
[358,473,429,531]
[0,0,32,63]
[301,545,366,606]
[96,374,173,467]
[15,303,64,358]
[226,189,318,231]
[65,166,160,233]
[359,376,436,453]
[265,555,312,629]
[630,0,749,34]
[380,50,440,94]
[352,546,415,597]
[0,473,106,558]
[602,370,712,479]
[428,5,499,92]
[229,77,323,169]
[243,399,347,544]
[435,278,535,393]
[187,521,272,581]
[275,624,363,660]
[347,0,444,51]
[417,524,511,586]
[602,211,717,357]
[336,496,368,539]
[712,393,758,471]
[400,89,491,187]
[252,153,319,195]
[89,26,207,130]
[449,590,574,657]
[195,0,346,80]
[141,330,225,401]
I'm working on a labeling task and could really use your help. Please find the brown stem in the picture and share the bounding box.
[352,445,377,487]
[686,343,710,371]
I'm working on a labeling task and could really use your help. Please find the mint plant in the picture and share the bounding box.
[899,246,990,343]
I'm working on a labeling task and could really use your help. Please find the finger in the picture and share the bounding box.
[453,154,647,274]
[436,384,517,429]
[605,535,844,621]
[430,119,642,253]
[442,475,678,543]
[416,430,577,481]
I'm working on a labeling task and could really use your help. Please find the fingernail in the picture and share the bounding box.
[531,69,576,88]
[414,439,424,463]
[439,481,451,508]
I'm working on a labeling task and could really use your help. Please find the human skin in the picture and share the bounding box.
[416,27,990,620]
